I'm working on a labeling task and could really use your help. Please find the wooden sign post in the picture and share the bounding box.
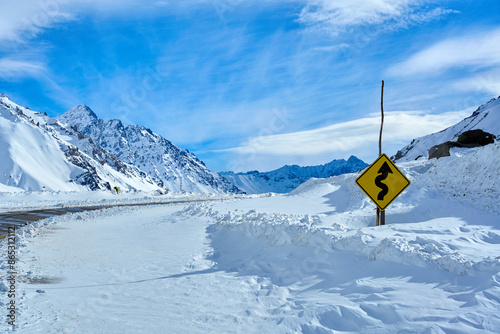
[377,81,384,225]
[355,81,411,226]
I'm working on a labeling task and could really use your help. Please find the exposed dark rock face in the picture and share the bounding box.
[428,130,496,159]
[457,129,495,146]
[428,142,456,159]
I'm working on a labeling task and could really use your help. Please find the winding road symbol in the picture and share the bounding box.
[355,154,410,211]
[375,162,393,200]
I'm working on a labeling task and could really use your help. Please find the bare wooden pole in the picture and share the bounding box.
[379,80,385,226]
[376,207,380,226]
[379,80,384,156]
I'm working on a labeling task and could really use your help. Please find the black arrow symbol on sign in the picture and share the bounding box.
[375,162,393,200]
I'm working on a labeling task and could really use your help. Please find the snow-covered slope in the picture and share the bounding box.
[0,95,162,193]
[393,96,500,161]
[220,156,367,194]
[57,106,242,194]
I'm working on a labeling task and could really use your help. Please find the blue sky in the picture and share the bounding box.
[1,0,499,172]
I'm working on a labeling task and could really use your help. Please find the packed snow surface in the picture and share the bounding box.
[1,142,499,333]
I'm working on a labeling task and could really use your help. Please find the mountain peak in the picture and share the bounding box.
[56,106,242,194]
[0,94,12,102]
[64,105,99,120]
[471,96,500,117]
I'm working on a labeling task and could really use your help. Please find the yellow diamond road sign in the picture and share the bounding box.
[355,154,410,211]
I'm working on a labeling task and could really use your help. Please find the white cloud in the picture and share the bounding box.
[0,0,180,41]
[452,69,500,96]
[297,0,455,34]
[1,0,455,42]
[0,0,74,42]
[0,58,47,78]
[388,28,500,76]
[221,109,471,171]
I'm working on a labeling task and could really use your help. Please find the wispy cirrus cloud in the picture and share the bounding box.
[451,68,500,96]
[0,0,74,42]
[297,0,457,35]
[0,0,189,42]
[388,28,500,76]
[0,58,47,79]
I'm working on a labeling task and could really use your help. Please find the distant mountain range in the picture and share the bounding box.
[393,96,500,161]
[220,156,368,194]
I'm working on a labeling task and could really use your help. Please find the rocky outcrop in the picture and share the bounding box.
[457,129,495,146]
[393,96,500,162]
[428,130,496,159]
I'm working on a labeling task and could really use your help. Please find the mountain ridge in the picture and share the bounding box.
[220,156,368,194]
[392,96,500,161]
[0,95,161,192]
[57,104,242,194]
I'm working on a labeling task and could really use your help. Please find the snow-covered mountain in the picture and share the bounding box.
[0,94,161,192]
[57,105,242,194]
[220,156,368,194]
[393,96,500,161]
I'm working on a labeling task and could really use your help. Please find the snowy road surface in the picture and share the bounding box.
[13,204,255,333]
[0,197,223,236]
[1,148,500,333]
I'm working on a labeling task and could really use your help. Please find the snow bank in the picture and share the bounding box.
[205,207,500,277]
[204,143,500,278]
[416,143,500,213]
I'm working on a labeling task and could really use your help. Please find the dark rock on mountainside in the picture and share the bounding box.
[428,129,496,159]
[457,129,495,146]
[393,96,500,162]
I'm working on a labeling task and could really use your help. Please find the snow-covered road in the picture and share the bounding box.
[3,204,253,333]
[0,197,225,237]
[4,203,315,333]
